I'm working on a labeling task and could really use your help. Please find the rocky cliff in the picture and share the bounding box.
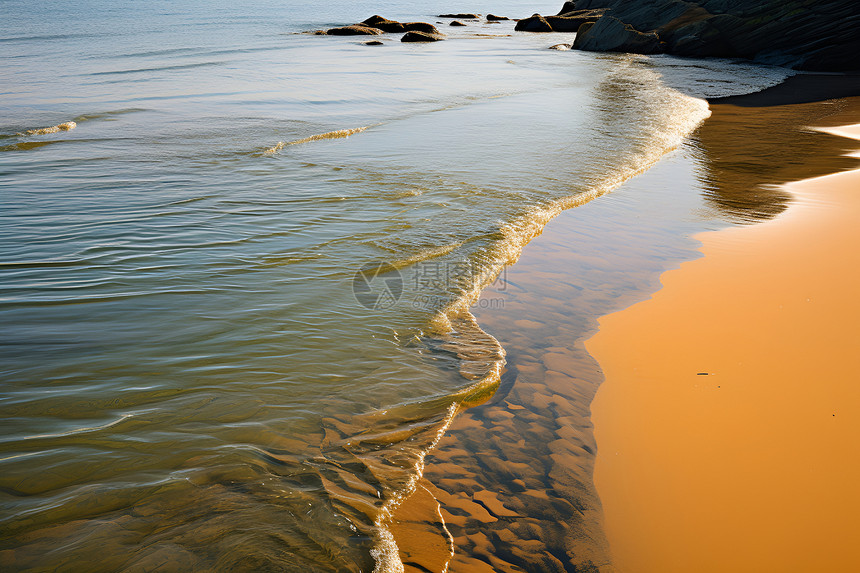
[550,0,860,71]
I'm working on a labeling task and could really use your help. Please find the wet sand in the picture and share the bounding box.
[390,91,860,572]
[587,118,860,572]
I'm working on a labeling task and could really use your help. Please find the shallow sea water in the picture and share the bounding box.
[1,1,798,571]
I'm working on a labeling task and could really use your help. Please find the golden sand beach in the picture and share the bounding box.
[588,116,860,572]
[390,92,860,572]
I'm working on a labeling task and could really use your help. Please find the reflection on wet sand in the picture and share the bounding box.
[392,94,860,571]
[695,95,860,223]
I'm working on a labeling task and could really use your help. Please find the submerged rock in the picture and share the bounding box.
[548,43,572,50]
[514,14,553,32]
[573,15,664,54]
[486,14,509,21]
[402,31,445,42]
[364,40,384,46]
[439,13,479,19]
[327,25,383,36]
[450,20,467,27]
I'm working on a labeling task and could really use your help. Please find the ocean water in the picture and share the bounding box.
[1,1,791,571]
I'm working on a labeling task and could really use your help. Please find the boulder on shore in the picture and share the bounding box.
[514,14,553,32]
[486,14,509,21]
[450,21,467,27]
[573,15,664,54]
[327,25,383,36]
[402,31,445,42]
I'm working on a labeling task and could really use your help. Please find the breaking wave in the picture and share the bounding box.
[18,121,76,136]
[263,126,371,154]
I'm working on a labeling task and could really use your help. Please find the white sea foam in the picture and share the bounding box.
[263,126,370,154]
[19,121,77,136]
[365,63,714,572]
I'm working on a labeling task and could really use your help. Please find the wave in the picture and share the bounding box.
[89,61,223,76]
[71,108,147,122]
[359,76,712,573]
[18,121,76,136]
[4,109,146,141]
[262,126,370,154]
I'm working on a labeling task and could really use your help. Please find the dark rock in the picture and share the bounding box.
[311,30,328,35]
[486,14,510,21]
[572,15,664,54]
[450,20,467,27]
[327,25,384,36]
[401,31,445,42]
[568,0,860,71]
[665,15,735,58]
[515,14,553,32]
[576,21,595,37]
[403,22,442,34]
[557,1,579,15]
[364,41,384,46]
[544,11,604,32]
[361,15,406,33]
[439,13,479,19]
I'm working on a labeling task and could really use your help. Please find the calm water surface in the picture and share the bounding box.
[0,1,791,570]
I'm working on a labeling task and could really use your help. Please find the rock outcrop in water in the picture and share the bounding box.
[402,30,445,42]
[323,16,444,40]
[514,9,606,32]
[546,0,860,71]
[361,15,407,33]
[514,14,554,32]
[326,25,384,36]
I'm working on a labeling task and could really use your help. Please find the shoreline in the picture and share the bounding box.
[388,81,860,571]
[587,111,860,571]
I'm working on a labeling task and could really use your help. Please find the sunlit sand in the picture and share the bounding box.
[588,116,860,572]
